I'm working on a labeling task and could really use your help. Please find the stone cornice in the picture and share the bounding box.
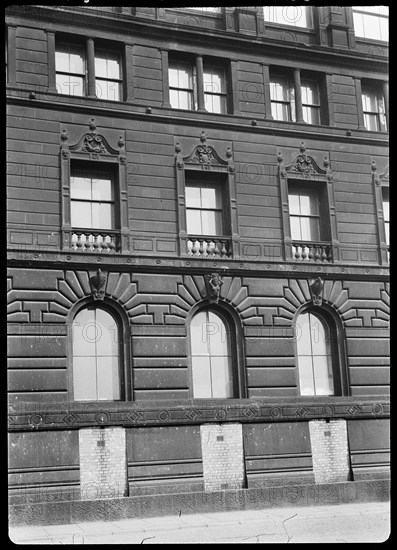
[6,93,389,148]
[7,397,390,432]
[6,252,390,281]
[5,6,388,73]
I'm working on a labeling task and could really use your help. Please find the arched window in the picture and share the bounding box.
[296,311,335,396]
[189,309,236,398]
[72,305,122,401]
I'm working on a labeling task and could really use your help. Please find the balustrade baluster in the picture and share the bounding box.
[207,241,215,257]
[314,246,321,261]
[75,233,84,250]
[199,240,205,257]
[221,240,227,257]
[294,245,301,260]
[191,240,199,255]
[101,234,108,251]
[213,240,220,257]
[301,244,308,261]
[308,245,314,261]
[92,234,99,251]
[321,246,328,262]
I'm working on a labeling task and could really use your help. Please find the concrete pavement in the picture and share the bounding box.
[9,501,390,544]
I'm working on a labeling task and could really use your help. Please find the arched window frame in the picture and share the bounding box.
[293,303,349,397]
[187,300,246,399]
[67,297,131,402]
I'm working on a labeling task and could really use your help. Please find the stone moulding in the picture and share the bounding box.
[7,398,390,432]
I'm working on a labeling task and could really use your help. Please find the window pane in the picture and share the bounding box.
[303,106,320,125]
[176,90,193,110]
[300,216,320,241]
[91,203,114,229]
[56,75,84,96]
[203,68,224,94]
[169,89,180,109]
[363,113,379,131]
[186,209,202,234]
[382,195,389,222]
[313,355,334,395]
[95,308,119,356]
[95,55,107,78]
[211,356,233,398]
[379,18,389,41]
[96,356,120,400]
[73,356,97,400]
[288,193,301,215]
[71,201,92,228]
[192,356,212,398]
[290,216,302,240]
[309,314,329,356]
[299,193,319,215]
[190,310,208,355]
[296,312,312,356]
[55,49,69,72]
[208,311,229,357]
[69,49,84,74]
[200,186,217,209]
[270,78,289,101]
[271,102,289,121]
[70,176,92,200]
[205,93,224,114]
[96,79,120,101]
[298,355,315,396]
[72,308,97,356]
[185,186,201,208]
[91,177,113,201]
[201,209,222,235]
[362,90,378,112]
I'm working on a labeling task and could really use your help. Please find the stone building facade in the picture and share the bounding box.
[7,6,389,512]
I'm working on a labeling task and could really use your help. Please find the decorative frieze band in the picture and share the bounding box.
[7,398,390,432]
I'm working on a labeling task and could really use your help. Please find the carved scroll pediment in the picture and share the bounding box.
[184,144,228,167]
[282,142,328,179]
[68,119,119,156]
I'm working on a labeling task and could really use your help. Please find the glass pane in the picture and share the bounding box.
[385,221,389,246]
[92,177,113,201]
[290,216,302,240]
[91,203,114,229]
[71,201,92,228]
[192,356,212,398]
[313,355,334,395]
[201,209,222,235]
[270,78,288,101]
[205,94,223,114]
[185,186,201,208]
[95,55,107,78]
[300,193,319,215]
[169,89,179,109]
[72,308,97,356]
[300,217,320,241]
[296,313,312,356]
[382,196,389,222]
[70,176,92,200]
[208,311,229,357]
[191,310,209,355]
[186,209,202,234]
[69,49,84,74]
[203,68,224,93]
[73,356,97,400]
[362,90,378,112]
[353,13,365,37]
[363,113,379,132]
[303,106,320,125]
[211,356,233,398]
[288,193,301,215]
[96,356,120,400]
[309,314,328,356]
[55,49,69,72]
[95,308,119,356]
[272,102,290,121]
[56,75,84,96]
[298,355,315,396]
[200,186,217,209]
[96,79,120,101]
